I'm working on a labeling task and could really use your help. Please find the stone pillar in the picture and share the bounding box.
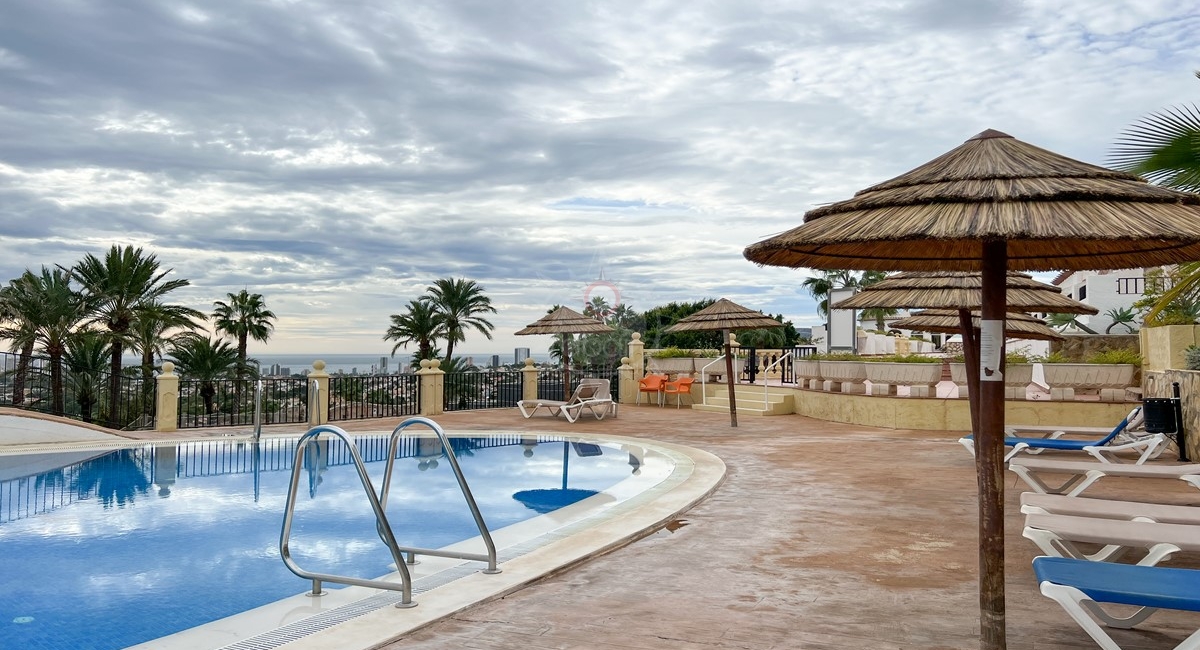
[308,360,330,426]
[628,332,645,380]
[521,357,539,402]
[618,356,636,404]
[418,359,445,416]
[154,361,179,432]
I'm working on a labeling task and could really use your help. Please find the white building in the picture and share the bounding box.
[1050,269,1145,333]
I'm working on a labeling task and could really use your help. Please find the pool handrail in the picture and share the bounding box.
[308,379,319,424]
[758,351,794,410]
[699,355,728,407]
[378,417,501,574]
[279,424,418,607]
[252,379,264,442]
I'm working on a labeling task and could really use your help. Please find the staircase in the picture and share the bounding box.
[689,383,795,416]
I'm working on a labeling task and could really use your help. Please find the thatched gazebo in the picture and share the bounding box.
[515,306,613,398]
[744,129,1200,650]
[663,298,784,427]
[890,309,1063,342]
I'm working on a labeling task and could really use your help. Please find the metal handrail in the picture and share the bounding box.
[279,424,417,607]
[378,417,501,574]
[253,379,264,442]
[699,355,727,407]
[758,351,795,410]
[309,379,320,423]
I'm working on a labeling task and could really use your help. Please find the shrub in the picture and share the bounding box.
[1034,351,1070,364]
[1186,345,1200,371]
[1086,349,1142,365]
[650,347,696,359]
[810,353,862,361]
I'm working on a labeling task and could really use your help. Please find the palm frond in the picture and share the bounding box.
[1109,104,1200,191]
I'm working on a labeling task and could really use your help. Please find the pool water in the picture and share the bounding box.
[0,434,636,650]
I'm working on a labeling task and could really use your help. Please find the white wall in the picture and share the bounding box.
[1055,269,1144,333]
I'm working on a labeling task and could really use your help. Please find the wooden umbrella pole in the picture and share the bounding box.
[724,329,738,427]
[978,240,1008,650]
[562,333,571,399]
[957,309,981,442]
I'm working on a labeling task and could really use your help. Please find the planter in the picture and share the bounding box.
[1041,363,1137,401]
[648,358,696,376]
[864,362,943,397]
[949,363,1034,399]
[794,359,823,390]
[818,360,867,394]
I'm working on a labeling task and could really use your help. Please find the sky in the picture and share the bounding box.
[1,1,1197,357]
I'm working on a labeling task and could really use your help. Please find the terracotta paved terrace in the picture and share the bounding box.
[114,401,1200,648]
[287,403,1195,650]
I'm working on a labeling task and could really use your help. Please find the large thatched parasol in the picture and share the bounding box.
[744,129,1200,650]
[663,298,784,427]
[890,309,1063,342]
[515,306,613,398]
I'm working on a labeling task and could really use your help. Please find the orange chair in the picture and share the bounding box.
[637,373,669,406]
[662,377,696,409]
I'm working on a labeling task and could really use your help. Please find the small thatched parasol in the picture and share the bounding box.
[515,306,613,398]
[890,309,1063,341]
[833,271,1098,314]
[663,298,784,427]
[744,129,1200,650]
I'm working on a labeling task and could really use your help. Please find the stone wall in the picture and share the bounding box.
[1143,369,1200,460]
[1049,333,1139,361]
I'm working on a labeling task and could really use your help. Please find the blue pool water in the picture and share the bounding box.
[0,433,639,650]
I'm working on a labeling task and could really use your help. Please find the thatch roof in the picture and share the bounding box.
[890,309,1063,341]
[743,129,1200,272]
[514,306,613,335]
[831,271,1098,314]
[663,298,783,332]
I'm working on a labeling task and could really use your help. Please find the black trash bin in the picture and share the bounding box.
[1143,397,1178,434]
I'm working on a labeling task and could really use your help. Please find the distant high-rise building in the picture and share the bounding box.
[379,356,388,373]
[490,354,501,368]
[515,347,530,364]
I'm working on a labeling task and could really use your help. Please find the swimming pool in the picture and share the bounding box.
[0,431,669,650]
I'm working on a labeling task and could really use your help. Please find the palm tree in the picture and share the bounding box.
[0,276,37,406]
[68,245,191,428]
[1103,307,1138,334]
[212,289,275,381]
[131,301,205,406]
[384,299,446,364]
[5,269,87,415]
[64,330,110,424]
[168,336,240,422]
[423,278,496,363]
[1046,312,1098,334]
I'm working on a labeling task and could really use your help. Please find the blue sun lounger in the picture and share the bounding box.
[1034,556,1200,649]
[958,407,1166,465]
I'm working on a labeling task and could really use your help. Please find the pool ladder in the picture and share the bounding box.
[278,417,501,608]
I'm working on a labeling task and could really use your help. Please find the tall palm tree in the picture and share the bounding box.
[0,277,37,406]
[68,245,191,427]
[211,289,275,380]
[6,268,87,415]
[131,301,205,416]
[168,336,240,422]
[64,330,110,424]
[383,299,446,364]
[423,278,496,363]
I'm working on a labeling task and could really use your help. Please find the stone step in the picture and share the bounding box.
[698,393,794,415]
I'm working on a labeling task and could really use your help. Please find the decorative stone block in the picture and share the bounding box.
[1050,387,1076,401]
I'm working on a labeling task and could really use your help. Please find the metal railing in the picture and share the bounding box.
[178,376,309,430]
[278,418,501,607]
[444,370,522,411]
[0,350,152,430]
[329,374,419,421]
[536,367,620,401]
[699,355,729,407]
[742,346,819,384]
[757,351,795,410]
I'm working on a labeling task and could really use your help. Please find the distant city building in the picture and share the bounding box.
[490,354,501,368]
[379,356,388,373]
[515,347,530,364]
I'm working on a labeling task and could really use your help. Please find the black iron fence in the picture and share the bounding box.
[329,374,419,421]
[742,346,819,384]
[177,376,312,429]
[444,369,523,411]
[0,350,153,430]
[536,366,620,401]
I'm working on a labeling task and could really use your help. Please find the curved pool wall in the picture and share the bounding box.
[0,429,725,650]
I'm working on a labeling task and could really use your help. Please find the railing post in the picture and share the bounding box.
[309,361,330,426]
[155,361,179,432]
[418,359,445,416]
[628,332,645,380]
[618,356,636,404]
[521,357,539,402]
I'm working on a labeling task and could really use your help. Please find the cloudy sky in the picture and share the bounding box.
[1,1,1197,357]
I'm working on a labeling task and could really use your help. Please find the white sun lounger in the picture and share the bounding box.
[1009,457,1200,497]
[516,379,616,423]
[1035,556,1200,650]
[958,408,1167,464]
[1023,512,1200,566]
[1020,493,1200,525]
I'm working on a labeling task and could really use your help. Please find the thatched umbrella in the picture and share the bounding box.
[744,129,1200,650]
[515,306,613,398]
[663,298,784,427]
[890,309,1063,342]
[833,270,1095,435]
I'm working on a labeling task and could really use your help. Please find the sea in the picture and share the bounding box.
[130,352,554,376]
